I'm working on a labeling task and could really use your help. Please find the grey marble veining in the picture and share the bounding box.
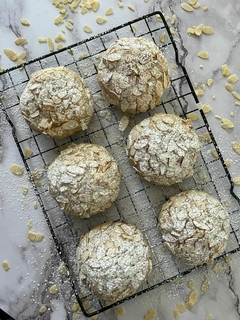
[0,1,240,319]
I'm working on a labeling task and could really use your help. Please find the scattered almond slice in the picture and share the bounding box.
[127,4,135,11]
[201,279,210,292]
[105,7,113,15]
[92,1,100,12]
[49,284,59,294]
[225,83,233,92]
[188,0,197,5]
[144,309,157,320]
[203,6,208,11]
[195,89,204,96]
[38,37,47,43]
[176,303,186,314]
[192,1,200,8]
[83,25,92,33]
[207,78,213,86]
[20,18,30,26]
[211,149,218,158]
[206,314,213,320]
[131,24,136,34]
[181,3,194,11]
[22,185,29,195]
[221,118,234,129]
[202,104,212,113]
[196,102,204,110]
[199,132,211,143]
[96,16,107,24]
[4,48,18,61]
[187,280,195,289]
[232,91,240,101]
[235,102,240,106]
[170,27,175,35]
[118,116,129,131]
[222,64,231,76]
[55,33,66,42]
[117,1,124,8]
[39,306,47,314]
[171,14,177,24]
[173,309,179,320]
[185,302,194,311]
[65,21,73,30]
[81,6,88,14]
[187,112,199,121]
[227,74,239,84]
[54,14,67,25]
[233,177,240,185]
[0,66,4,72]
[187,27,195,35]
[195,24,204,36]
[10,164,24,175]
[14,38,28,46]
[197,51,209,59]
[17,52,27,61]
[57,43,63,50]
[47,38,54,52]
[232,141,240,155]
[202,26,213,34]
[28,231,44,242]
[188,290,198,305]
[159,32,165,43]
[224,159,231,167]
[27,220,33,229]
[2,260,10,271]
[114,308,125,316]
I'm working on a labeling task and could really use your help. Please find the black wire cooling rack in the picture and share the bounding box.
[1,11,240,318]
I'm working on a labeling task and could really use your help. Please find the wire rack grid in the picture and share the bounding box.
[0,11,240,318]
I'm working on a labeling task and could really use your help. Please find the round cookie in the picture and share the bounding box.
[126,113,200,186]
[20,66,94,139]
[47,143,121,218]
[158,190,230,265]
[76,221,152,302]
[97,37,170,114]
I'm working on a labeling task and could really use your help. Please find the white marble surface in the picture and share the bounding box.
[0,0,240,320]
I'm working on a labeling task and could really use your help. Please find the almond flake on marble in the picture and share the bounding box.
[17,51,27,61]
[21,185,29,195]
[197,51,209,59]
[144,309,157,320]
[65,21,74,30]
[39,306,47,313]
[207,78,213,86]
[187,280,195,289]
[96,16,107,24]
[38,37,47,43]
[83,25,92,33]
[4,48,17,61]
[14,38,28,46]
[171,14,177,24]
[221,118,234,129]
[81,6,88,14]
[211,149,218,158]
[57,43,63,50]
[221,64,231,76]
[186,112,199,121]
[227,74,239,84]
[195,89,204,96]
[199,132,211,143]
[20,18,30,26]
[127,4,135,11]
[159,32,165,43]
[224,159,231,167]
[177,303,186,314]
[170,27,175,35]
[202,104,212,113]
[232,141,240,155]
[232,91,240,100]
[105,7,113,15]
[225,83,233,92]
[2,260,10,271]
[10,164,24,175]
[203,6,208,11]
[117,1,124,8]
[192,1,200,8]
[194,24,204,36]
[187,27,195,35]
[202,26,213,34]
[201,279,210,292]
[114,308,126,316]
[28,231,44,242]
[54,13,68,25]
[181,3,194,11]
[235,101,240,106]
[118,115,129,131]
[173,309,179,320]
[54,33,66,42]
[27,220,33,229]
[92,1,100,12]
[233,177,240,185]
[131,24,136,34]
[47,38,54,52]
[49,284,59,294]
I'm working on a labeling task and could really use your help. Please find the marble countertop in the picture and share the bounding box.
[0,0,240,319]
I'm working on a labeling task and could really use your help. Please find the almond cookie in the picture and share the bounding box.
[47,143,121,218]
[76,221,152,302]
[20,66,94,139]
[97,37,170,114]
[158,190,230,265]
[127,113,200,186]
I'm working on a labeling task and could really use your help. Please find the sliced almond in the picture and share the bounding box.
[187,112,199,121]
[222,64,231,76]
[202,104,212,113]
[117,1,124,8]
[159,32,165,43]
[227,74,239,84]
[65,21,73,30]
[207,78,213,86]
[17,51,27,61]
[83,25,92,33]
[176,303,186,314]
[39,306,47,314]
[195,89,204,96]
[195,24,204,36]
[232,91,240,101]
[47,38,54,52]
[127,4,135,11]
[55,33,66,43]
[233,177,240,186]
[20,18,30,26]
[203,6,208,11]
[181,3,194,11]
[188,0,197,5]
[96,16,107,24]
[225,83,233,92]
[211,149,219,158]
[38,37,47,43]
[188,290,198,305]
[54,13,67,25]
[14,37,28,46]
[81,6,88,14]
[232,141,240,155]
[199,132,211,143]
[197,51,209,59]
[235,102,240,106]
[92,1,99,12]
[105,7,113,15]
[171,14,177,24]
[201,279,210,292]
[57,43,63,50]
[2,261,10,271]
[10,164,24,175]
[49,284,58,294]
[4,48,18,61]
[221,118,234,129]
[187,27,195,35]
[224,159,231,167]
[202,26,213,35]
[144,309,157,320]
[192,1,200,8]
[173,309,179,320]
